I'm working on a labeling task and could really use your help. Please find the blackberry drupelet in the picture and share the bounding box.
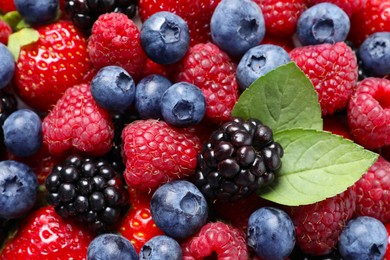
[0,91,17,152]
[194,117,283,202]
[65,0,138,35]
[45,155,129,233]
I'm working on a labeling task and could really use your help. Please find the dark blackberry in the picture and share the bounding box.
[289,246,343,260]
[0,91,17,152]
[65,0,139,35]
[194,117,283,203]
[45,154,129,233]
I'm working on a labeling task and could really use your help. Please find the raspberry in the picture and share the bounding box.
[0,20,12,45]
[352,156,390,223]
[347,77,390,149]
[349,0,390,47]
[138,0,221,45]
[308,0,365,17]
[42,84,114,157]
[88,12,147,81]
[175,43,239,123]
[181,221,248,260]
[45,155,129,233]
[261,34,295,53]
[254,0,307,37]
[288,188,355,255]
[323,113,352,140]
[290,42,358,115]
[121,119,202,191]
[194,117,283,202]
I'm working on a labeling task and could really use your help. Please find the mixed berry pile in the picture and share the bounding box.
[0,0,389,259]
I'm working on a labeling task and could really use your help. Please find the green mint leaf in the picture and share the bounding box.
[232,62,322,132]
[258,128,379,206]
[7,28,39,61]
[2,11,23,30]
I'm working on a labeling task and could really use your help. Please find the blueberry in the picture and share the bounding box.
[91,66,136,113]
[135,74,172,119]
[236,44,291,91]
[211,0,265,58]
[14,0,59,25]
[0,43,15,90]
[359,32,390,77]
[87,233,138,260]
[139,235,182,260]
[150,180,208,240]
[296,3,350,46]
[141,11,190,65]
[0,160,38,219]
[160,82,206,127]
[3,109,42,157]
[247,207,296,260]
[338,216,388,260]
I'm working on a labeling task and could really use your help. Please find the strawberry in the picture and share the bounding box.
[255,0,307,37]
[290,42,358,115]
[119,188,164,253]
[287,188,355,256]
[175,43,239,123]
[138,0,221,45]
[121,119,202,191]
[0,206,93,260]
[0,0,16,13]
[42,84,114,157]
[13,20,91,112]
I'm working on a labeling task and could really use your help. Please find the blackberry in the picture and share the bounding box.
[65,0,138,35]
[289,246,343,260]
[45,155,129,233]
[194,117,283,203]
[0,91,17,152]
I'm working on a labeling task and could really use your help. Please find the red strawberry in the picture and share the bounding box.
[352,156,390,223]
[0,19,12,45]
[0,0,16,13]
[347,77,390,149]
[254,0,307,37]
[308,0,366,17]
[181,221,248,260]
[349,0,390,46]
[175,43,239,124]
[88,12,147,81]
[290,42,358,116]
[138,0,221,45]
[288,188,356,255]
[13,20,91,112]
[121,119,202,191]
[0,206,93,260]
[119,188,164,253]
[42,84,114,157]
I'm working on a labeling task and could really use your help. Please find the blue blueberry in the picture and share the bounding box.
[338,216,388,260]
[91,66,136,113]
[0,43,15,90]
[247,207,296,260]
[3,109,42,157]
[359,32,390,77]
[0,160,38,219]
[135,74,172,119]
[141,11,190,65]
[236,44,291,91]
[296,3,350,46]
[87,233,138,260]
[139,235,182,260]
[14,0,59,25]
[211,0,265,58]
[160,82,206,127]
[150,180,208,240]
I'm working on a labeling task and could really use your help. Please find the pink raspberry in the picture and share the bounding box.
[88,12,147,81]
[347,77,390,149]
[42,84,114,157]
[352,156,390,223]
[175,43,239,124]
[181,221,248,260]
[121,119,202,191]
[290,42,358,115]
[287,188,356,255]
